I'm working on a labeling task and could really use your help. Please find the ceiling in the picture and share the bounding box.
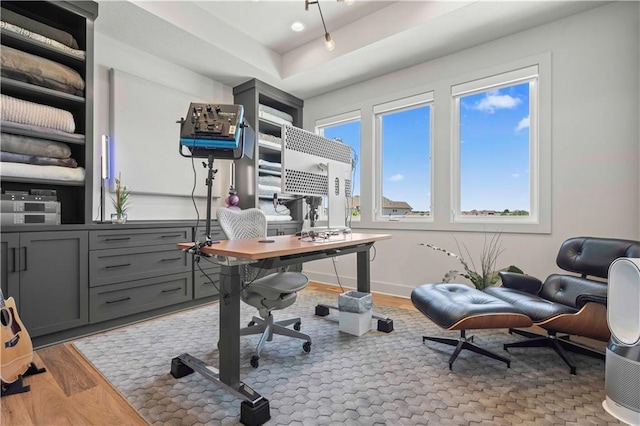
[95,1,607,100]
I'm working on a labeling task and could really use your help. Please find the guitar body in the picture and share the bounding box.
[0,296,33,384]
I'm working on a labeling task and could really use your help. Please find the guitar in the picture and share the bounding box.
[0,289,33,384]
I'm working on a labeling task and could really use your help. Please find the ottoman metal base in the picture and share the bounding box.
[423,330,511,370]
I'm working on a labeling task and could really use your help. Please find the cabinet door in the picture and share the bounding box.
[0,233,20,303]
[18,231,89,337]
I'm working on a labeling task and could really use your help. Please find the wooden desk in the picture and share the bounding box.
[172,233,390,425]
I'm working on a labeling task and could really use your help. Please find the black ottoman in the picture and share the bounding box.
[411,283,533,369]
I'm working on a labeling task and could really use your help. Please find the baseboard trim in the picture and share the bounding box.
[302,270,414,299]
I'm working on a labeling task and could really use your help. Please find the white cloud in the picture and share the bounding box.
[516,115,530,131]
[475,93,521,113]
[388,174,404,182]
[511,173,520,179]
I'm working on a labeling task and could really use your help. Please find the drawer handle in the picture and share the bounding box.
[105,237,131,242]
[202,281,219,286]
[161,257,182,262]
[161,287,182,293]
[106,297,131,304]
[160,234,182,238]
[105,263,131,269]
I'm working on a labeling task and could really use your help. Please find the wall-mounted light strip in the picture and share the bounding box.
[101,134,110,180]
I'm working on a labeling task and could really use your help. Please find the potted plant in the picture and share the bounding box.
[422,232,523,290]
[111,173,130,224]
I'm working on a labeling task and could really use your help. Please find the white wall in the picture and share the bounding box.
[93,32,233,221]
[302,2,640,297]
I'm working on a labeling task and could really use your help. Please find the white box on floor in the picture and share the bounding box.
[339,310,372,336]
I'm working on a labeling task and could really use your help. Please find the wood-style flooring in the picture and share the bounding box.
[1,283,415,425]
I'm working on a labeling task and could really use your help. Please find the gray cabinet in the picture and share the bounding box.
[89,227,192,323]
[0,231,89,337]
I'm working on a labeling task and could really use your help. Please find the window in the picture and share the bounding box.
[316,111,361,222]
[452,66,539,222]
[373,92,433,221]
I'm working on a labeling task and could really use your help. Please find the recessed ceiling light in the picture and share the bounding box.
[291,22,306,32]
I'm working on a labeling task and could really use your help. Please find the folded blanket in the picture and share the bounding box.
[1,151,77,168]
[258,104,293,123]
[257,159,281,170]
[1,45,85,96]
[0,21,85,59]
[1,121,83,141]
[1,133,71,159]
[258,132,281,144]
[258,175,281,186]
[0,161,85,182]
[258,183,281,196]
[1,7,79,49]
[1,94,75,133]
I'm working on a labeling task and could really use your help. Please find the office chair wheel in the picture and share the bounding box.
[294,321,301,331]
[248,320,256,327]
[303,341,311,353]
[250,356,260,368]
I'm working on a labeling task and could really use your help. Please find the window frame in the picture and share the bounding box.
[451,65,541,226]
[307,52,551,234]
[373,92,434,223]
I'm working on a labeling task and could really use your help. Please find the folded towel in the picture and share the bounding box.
[1,7,79,49]
[1,94,75,133]
[1,151,77,168]
[1,132,71,159]
[0,161,85,182]
[1,45,85,95]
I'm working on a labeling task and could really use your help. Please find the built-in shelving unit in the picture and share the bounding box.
[233,79,304,222]
[0,1,97,224]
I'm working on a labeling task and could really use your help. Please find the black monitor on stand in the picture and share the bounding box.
[178,103,254,253]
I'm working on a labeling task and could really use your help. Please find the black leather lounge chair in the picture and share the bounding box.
[485,236,640,374]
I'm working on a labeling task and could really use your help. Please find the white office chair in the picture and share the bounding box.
[216,207,312,368]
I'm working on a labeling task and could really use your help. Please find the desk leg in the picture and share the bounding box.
[356,249,370,293]
[170,264,271,425]
[219,264,241,387]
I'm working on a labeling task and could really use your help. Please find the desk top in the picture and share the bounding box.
[177,233,391,260]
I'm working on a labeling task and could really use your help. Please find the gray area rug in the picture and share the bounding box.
[73,288,620,425]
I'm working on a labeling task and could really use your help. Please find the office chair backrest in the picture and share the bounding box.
[217,207,267,240]
[556,237,640,279]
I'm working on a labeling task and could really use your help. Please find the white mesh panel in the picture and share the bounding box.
[283,125,352,164]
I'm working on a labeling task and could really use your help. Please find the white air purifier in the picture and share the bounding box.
[604,258,640,426]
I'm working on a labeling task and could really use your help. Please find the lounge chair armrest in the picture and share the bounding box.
[576,294,607,308]
[498,272,542,294]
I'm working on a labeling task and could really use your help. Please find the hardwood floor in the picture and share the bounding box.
[1,283,414,425]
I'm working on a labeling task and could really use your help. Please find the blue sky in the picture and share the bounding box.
[322,82,530,213]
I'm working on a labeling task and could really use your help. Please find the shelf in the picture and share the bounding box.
[258,141,282,153]
[1,122,86,145]
[0,176,85,187]
[1,77,85,105]
[0,28,85,71]
[258,168,281,177]
[258,118,282,134]
[1,0,96,226]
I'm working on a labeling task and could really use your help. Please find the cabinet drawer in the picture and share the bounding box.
[194,266,220,299]
[90,273,192,323]
[90,227,190,250]
[90,245,190,287]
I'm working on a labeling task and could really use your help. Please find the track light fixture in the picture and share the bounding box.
[305,0,334,51]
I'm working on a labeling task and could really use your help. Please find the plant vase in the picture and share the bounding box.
[111,213,127,224]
